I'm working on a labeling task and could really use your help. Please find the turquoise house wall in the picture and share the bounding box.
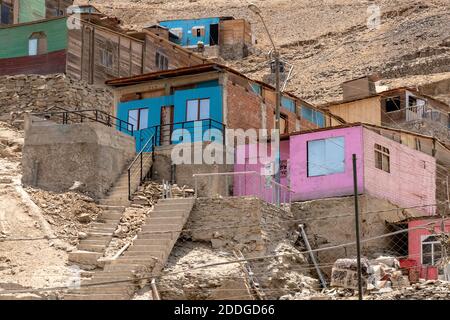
[117,81,223,151]
[159,17,221,47]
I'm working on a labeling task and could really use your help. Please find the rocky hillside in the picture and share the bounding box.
[74,0,450,104]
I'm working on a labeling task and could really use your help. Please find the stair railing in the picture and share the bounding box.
[128,132,156,201]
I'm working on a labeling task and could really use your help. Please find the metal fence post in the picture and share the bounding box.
[140,152,143,182]
[128,169,131,201]
[194,176,198,198]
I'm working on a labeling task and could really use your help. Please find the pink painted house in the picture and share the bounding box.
[407,218,450,279]
[234,124,437,215]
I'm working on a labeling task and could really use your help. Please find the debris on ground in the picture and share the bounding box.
[366,279,450,300]
[25,188,102,246]
[156,242,251,300]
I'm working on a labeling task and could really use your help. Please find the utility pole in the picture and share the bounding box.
[352,154,363,300]
[248,3,281,186]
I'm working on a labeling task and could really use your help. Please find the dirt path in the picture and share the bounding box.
[0,122,73,292]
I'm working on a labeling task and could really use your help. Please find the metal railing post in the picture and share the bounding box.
[194,176,198,198]
[128,169,131,201]
[140,152,143,182]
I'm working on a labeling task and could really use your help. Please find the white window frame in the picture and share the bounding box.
[421,234,441,266]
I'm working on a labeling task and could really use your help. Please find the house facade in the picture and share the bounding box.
[0,0,72,25]
[322,78,450,143]
[106,64,343,151]
[156,16,253,60]
[407,218,450,280]
[0,16,67,75]
[234,124,437,216]
[66,11,209,85]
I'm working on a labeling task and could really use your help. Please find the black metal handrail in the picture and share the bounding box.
[127,118,225,200]
[128,132,156,200]
[31,107,134,136]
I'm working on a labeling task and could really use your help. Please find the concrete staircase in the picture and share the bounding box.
[64,197,195,300]
[68,154,153,268]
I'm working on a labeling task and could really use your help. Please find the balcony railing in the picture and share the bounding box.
[30,107,134,136]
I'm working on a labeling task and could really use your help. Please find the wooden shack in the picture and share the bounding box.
[66,13,209,85]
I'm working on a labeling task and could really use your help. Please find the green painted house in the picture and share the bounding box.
[0,16,67,58]
[0,0,72,25]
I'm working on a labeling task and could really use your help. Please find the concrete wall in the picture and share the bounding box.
[362,127,436,215]
[22,115,135,198]
[291,195,415,274]
[184,197,294,254]
[151,142,234,196]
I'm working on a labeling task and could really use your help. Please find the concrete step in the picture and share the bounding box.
[98,212,123,221]
[136,233,174,240]
[154,203,193,210]
[97,205,126,211]
[69,251,102,265]
[90,227,117,233]
[158,198,195,203]
[132,239,171,246]
[87,232,113,240]
[104,263,145,272]
[79,239,111,246]
[145,216,186,225]
[91,222,118,228]
[112,256,160,264]
[64,293,129,300]
[128,244,168,252]
[99,200,130,207]
[149,210,187,218]
[90,270,135,278]
[123,251,166,259]
[141,224,182,232]
[76,285,135,295]
[78,244,106,253]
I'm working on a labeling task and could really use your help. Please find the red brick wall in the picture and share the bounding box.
[226,81,300,134]
[0,50,66,76]
[226,81,262,131]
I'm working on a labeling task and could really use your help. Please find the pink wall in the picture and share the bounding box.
[408,219,450,278]
[362,128,436,215]
[234,140,290,201]
[289,126,364,201]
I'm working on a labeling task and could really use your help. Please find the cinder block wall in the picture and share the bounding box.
[22,116,135,198]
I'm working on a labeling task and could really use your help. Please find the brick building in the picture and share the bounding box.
[105,63,344,151]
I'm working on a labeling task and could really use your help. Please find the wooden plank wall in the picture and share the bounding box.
[142,32,205,74]
[219,19,252,46]
[66,21,144,84]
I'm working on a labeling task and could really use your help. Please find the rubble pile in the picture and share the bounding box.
[367,280,450,300]
[0,122,23,159]
[157,242,251,300]
[253,242,320,299]
[26,188,102,245]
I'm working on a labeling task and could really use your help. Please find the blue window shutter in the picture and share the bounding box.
[308,137,345,176]
[308,139,327,176]
[325,137,345,174]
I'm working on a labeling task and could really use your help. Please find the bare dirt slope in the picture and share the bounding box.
[75,0,450,104]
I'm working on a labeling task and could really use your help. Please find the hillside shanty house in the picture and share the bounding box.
[0,0,74,75]
[0,16,68,75]
[154,16,253,60]
[105,63,343,151]
[66,10,209,85]
[235,123,439,215]
[322,77,450,142]
[0,0,72,25]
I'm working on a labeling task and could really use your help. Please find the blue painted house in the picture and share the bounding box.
[158,17,223,47]
[156,17,253,59]
[106,64,343,152]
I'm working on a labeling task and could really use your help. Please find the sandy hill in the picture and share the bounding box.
[74,0,450,104]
